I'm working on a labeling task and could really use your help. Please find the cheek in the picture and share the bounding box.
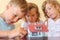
[19,12,25,18]
[34,15,37,19]
[53,13,57,17]
[28,17,32,20]
[27,17,32,21]
[51,10,56,16]
[5,15,10,20]
[31,16,37,22]
[5,14,14,21]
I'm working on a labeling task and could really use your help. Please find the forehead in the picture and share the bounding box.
[46,3,53,8]
[13,6,25,13]
[30,8,37,12]
[27,8,37,15]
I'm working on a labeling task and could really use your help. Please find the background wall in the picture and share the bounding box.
[0,0,10,13]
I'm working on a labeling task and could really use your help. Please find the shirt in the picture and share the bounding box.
[47,18,60,37]
[0,17,15,30]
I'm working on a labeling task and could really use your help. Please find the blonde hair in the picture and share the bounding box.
[42,0,60,17]
[9,0,27,15]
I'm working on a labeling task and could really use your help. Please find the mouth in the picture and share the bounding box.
[49,14,53,17]
[7,21,14,24]
[9,22,14,24]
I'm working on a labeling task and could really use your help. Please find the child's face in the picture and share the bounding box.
[45,3,60,20]
[4,6,25,24]
[26,8,38,22]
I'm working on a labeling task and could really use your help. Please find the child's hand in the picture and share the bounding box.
[7,29,19,38]
[0,30,8,37]
[19,27,27,38]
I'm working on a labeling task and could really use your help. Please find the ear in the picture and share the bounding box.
[6,3,12,10]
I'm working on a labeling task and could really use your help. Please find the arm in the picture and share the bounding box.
[19,22,28,38]
[7,21,28,38]
[7,26,27,38]
[0,23,27,38]
[0,30,8,37]
[7,26,20,38]
[0,26,20,38]
[19,27,27,38]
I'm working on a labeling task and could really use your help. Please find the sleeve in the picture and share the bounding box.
[20,21,28,30]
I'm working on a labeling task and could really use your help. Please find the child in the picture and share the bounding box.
[21,3,41,30]
[42,0,60,40]
[0,0,27,40]
[20,3,46,40]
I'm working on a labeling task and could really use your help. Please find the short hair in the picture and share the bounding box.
[27,3,40,22]
[9,0,27,15]
[42,0,60,17]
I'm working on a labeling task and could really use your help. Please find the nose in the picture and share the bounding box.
[29,17,32,21]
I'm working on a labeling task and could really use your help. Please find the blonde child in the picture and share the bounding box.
[42,0,60,40]
[0,0,27,40]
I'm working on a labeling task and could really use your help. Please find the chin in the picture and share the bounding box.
[8,22,14,24]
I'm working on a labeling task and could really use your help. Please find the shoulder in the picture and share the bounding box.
[20,21,28,27]
[21,21,27,25]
